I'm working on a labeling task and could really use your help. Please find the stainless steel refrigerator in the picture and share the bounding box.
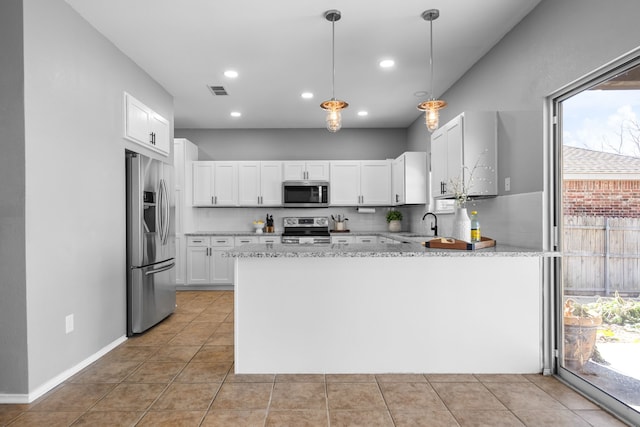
[126,151,176,336]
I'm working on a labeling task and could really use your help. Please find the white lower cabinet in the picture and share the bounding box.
[186,236,234,287]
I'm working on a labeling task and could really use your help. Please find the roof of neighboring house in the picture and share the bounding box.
[563,146,640,179]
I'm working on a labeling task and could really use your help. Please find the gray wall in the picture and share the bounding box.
[0,0,28,395]
[0,0,173,396]
[406,0,640,246]
[176,128,408,161]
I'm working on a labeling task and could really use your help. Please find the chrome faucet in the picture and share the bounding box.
[422,212,438,236]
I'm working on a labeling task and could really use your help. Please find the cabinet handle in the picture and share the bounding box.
[211,196,215,204]
[193,239,202,243]
[395,194,399,202]
[214,196,217,204]
[216,240,227,244]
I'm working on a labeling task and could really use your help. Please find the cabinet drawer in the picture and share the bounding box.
[187,236,210,247]
[331,236,355,244]
[355,236,376,244]
[211,237,233,247]
[259,236,280,244]
[235,236,259,246]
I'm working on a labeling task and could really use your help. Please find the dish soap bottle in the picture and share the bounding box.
[470,211,481,242]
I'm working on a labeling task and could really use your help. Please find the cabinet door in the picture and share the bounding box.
[330,161,360,205]
[149,112,170,155]
[430,128,448,198]
[403,152,427,205]
[392,156,405,205]
[214,162,238,206]
[360,161,391,206]
[124,94,151,145]
[192,162,215,206]
[260,161,283,205]
[211,249,234,284]
[445,116,464,197]
[282,162,306,180]
[306,161,330,180]
[238,162,261,206]
[186,246,210,285]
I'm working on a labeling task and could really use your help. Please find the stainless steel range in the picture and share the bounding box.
[281,216,331,244]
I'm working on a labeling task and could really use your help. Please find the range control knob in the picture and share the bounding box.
[284,218,296,226]
[316,217,328,226]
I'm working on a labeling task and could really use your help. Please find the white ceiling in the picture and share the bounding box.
[65,0,541,130]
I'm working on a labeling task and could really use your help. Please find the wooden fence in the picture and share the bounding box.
[563,216,640,295]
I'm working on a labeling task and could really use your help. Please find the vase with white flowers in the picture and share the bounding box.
[448,156,487,242]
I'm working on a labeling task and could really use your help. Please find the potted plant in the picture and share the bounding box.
[386,210,403,232]
[563,299,602,371]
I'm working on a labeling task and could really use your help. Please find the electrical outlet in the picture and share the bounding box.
[65,314,74,334]
[505,177,511,192]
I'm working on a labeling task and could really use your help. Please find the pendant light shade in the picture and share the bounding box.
[417,9,446,133]
[320,10,348,133]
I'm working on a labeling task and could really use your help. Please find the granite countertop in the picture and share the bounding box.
[187,230,557,257]
[224,241,556,258]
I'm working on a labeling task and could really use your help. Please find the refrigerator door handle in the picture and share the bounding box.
[160,179,171,245]
[160,179,170,245]
[144,261,176,276]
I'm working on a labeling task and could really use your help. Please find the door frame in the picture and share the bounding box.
[546,47,640,426]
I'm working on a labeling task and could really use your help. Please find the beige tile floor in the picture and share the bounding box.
[0,290,630,426]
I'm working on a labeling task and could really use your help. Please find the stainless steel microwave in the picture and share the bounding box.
[282,181,329,207]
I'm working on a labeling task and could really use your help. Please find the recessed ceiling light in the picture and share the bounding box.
[379,59,395,68]
[224,70,239,78]
[358,111,369,117]
[301,92,314,99]
[230,111,241,118]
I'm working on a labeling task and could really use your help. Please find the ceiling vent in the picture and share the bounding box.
[208,85,228,96]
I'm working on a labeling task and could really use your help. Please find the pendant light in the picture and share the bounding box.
[320,10,348,132]
[417,9,447,133]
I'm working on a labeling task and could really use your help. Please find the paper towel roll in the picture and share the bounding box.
[357,207,376,214]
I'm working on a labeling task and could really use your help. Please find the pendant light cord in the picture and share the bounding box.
[429,17,434,101]
[331,16,336,100]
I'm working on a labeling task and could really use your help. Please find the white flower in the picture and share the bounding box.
[448,151,492,208]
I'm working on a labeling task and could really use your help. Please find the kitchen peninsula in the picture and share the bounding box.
[227,241,555,375]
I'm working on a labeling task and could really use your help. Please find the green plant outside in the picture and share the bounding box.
[568,293,640,326]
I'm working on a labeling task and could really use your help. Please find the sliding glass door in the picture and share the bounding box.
[554,59,640,425]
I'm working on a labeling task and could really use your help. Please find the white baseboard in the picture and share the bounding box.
[0,335,127,404]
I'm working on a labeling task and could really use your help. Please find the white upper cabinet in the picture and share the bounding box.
[283,161,330,181]
[430,111,497,200]
[330,160,391,206]
[392,152,427,206]
[192,161,238,206]
[124,92,170,156]
[238,161,282,206]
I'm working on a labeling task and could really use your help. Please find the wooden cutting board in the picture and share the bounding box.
[423,236,496,250]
